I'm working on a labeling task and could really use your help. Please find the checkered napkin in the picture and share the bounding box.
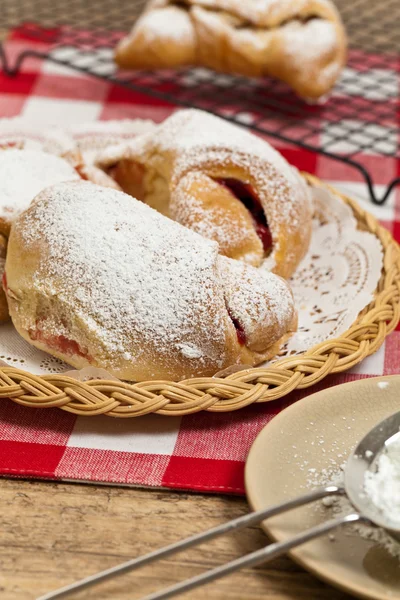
[0,27,399,495]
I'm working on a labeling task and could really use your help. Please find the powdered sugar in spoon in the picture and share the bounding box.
[37,411,400,600]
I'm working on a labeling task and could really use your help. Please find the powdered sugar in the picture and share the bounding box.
[282,19,338,61]
[315,467,400,560]
[0,117,76,155]
[118,0,344,99]
[132,5,194,44]
[176,343,204,359]
[0,180,382,378]
[0,149,79,220]
[218,255,294,347]
[98,110,300,189]
[280,19,341,85]
[364,434,400,527]
[68,119,156,164]
[14,181,231,379]
[152,109,299,187]
[186,0,323,27]
[171,170,263,261]
[96,109,312,272]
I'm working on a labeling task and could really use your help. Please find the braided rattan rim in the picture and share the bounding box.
[1,174,399,417]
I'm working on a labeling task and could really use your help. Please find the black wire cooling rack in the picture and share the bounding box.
[0,0,399,204]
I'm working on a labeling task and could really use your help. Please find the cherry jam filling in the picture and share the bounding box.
[29,321,91,360]
[74,164,89,180]
[0,141,21,149]
[227,309,246,346]
[215,178,272,253]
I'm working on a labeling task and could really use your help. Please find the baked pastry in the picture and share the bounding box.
[0,118,120,191]
[0,234,8,322]
[73,161,122,191]
[96,109,312,279]
[0,149,81,324]
[0,117,76,156]
[115,0,347,100]
[0,149,81,238]
[5,181,296,381]
[0,147,122,324]
[68,119,157,164]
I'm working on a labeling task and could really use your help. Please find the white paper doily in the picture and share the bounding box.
[274,185,383,361]
[0,185,383,376]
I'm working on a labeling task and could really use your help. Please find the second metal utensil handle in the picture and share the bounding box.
[143,512,365,600]
[37,485,343,600]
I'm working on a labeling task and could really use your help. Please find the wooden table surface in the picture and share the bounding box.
[0,477,353,600]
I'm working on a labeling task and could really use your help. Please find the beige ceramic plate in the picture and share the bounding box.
[245,376,400,600]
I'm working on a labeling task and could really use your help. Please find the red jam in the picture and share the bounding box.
[74,164,89,180]
[228,309,246,346]
[0,141,20,149]
[29,326,91,360]
[2,272,7,292]
[215,178,273,253]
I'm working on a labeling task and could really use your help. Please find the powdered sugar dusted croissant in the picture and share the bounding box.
[5,181,296,381]
[0,118,121,193]
[0,117,76,155]
[115,0,347,100]
[68,119,157,164]
[0,147,120,324]
[0,149,80,239]
[96,109,312,279]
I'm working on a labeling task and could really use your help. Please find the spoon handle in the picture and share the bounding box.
[37,485,344,600]
[142,513,364,600]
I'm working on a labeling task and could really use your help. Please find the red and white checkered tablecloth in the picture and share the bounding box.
[0,27,399,495]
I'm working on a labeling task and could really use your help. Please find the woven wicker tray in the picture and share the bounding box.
[1,174,399,418]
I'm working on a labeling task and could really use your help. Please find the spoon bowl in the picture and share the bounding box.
[345,410,400,540]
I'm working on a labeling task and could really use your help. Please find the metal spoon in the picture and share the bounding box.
[37,410,400,600]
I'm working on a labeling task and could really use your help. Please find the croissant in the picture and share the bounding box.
[115,0,347,100]
[0,117,76,156]
[68,119,157,164]
[96,109,312,279]
[5,181,297,381]
[0,148,121,324]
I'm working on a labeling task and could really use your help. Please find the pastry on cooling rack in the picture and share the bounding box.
[5,181,297,380]
[96,109,312,279]
[114,0,347,100]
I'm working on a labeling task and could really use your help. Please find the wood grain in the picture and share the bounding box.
[0,478,352,600]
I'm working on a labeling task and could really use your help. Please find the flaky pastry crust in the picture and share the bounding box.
[5,181,297,380]
[96,109,313,279]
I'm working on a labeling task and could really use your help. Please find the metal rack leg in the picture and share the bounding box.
[0,44,42,76]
